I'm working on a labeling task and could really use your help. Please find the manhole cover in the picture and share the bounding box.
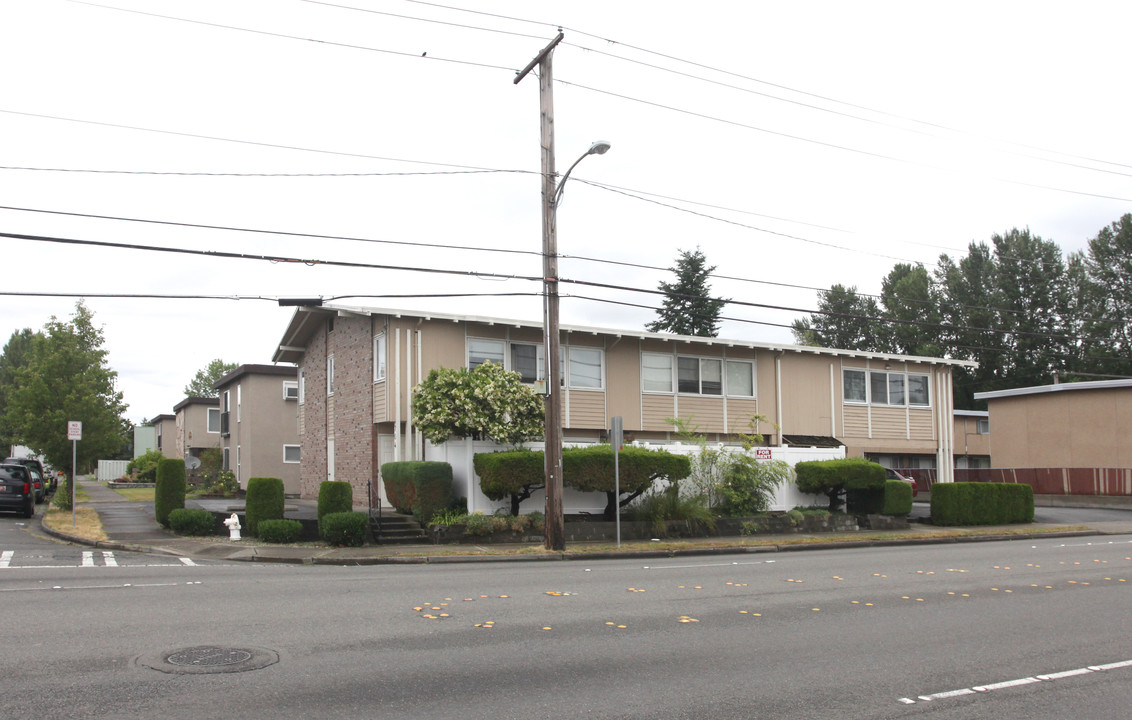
[137,645,279,675]
[167,647,253,667]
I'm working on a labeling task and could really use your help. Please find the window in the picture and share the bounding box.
[283,445,301,463]
[223,390,230,413]
[283,381,299,400]
[510,343,541,384]
[843,369,867,403]
[726,360,754,397]
[298,368,305,404]
[373,333,386,382]
[207,407,220,433]
[567,347,602,389]
[468,339,505,370]
[642,353,673,393]
[327,355,335,396]
[678,357,722,395]
[907,374,929,406]
[236,384,242,423]
[976,418,990,434]
[865,370,930,407]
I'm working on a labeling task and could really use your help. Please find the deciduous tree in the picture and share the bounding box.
[183,359,239,398]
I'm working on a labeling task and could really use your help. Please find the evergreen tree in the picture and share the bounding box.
[880,263,942,357]
[183,359,239,397]
[791,284,885,350]
[646,248,727,337]
[1080,214,1132,377]
[4,302,129,471]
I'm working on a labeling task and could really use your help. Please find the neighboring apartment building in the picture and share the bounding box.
[150,414,177,460]
[213,364,301,495]
[975,379,1132,468]
[173,396,221,461]
[952,410,990,469]
[273,304,976,505]
[132,424,156,459]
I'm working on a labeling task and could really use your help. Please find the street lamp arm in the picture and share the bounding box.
[554,141,611,206]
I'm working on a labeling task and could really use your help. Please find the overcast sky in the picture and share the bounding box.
[2,0,1130,424]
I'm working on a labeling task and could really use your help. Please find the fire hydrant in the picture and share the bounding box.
[223,513,241,540]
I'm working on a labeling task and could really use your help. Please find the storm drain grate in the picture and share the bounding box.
[138,646,279,675]
[167,647,254,667]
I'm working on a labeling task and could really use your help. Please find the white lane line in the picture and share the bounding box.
[899,659,1132,704]
[102,551,118,567]
[179,557,197,566]
[0,550,13,568]
[81,551,94,567]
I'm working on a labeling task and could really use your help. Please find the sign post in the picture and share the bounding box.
[610,417,623,548]
[67,421,82,528]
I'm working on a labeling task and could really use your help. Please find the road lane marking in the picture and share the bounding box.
[102,551,118,567]
[81,551,94,567]
[0,550,12,568]
[180,557,197,566]
[899,658,1132,705]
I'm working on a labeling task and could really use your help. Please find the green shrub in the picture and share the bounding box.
[627,487,715,537]
[716,457,790,517]
[257,519,303,543]
[318,481,353,522]
[167,508,215,536]
[128,449,165,482]
[429,508,468,527]
[564,444,692,521]
[52,476,73,510]
[320,511,369,547]
[882,479,914,516]
[154,459,187,528]
[380,461,454,525]
[207,470,239,497]
[245,477,285,536]
[474,450,545,516]
[795,458,885,512]
[931,482,1034,525]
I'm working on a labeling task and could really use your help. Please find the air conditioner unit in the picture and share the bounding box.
[283,382,299,400]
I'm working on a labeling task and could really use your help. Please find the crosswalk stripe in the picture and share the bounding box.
[179,557,197,566]
[0,550,12,568]
[81,551,94,567]
[102,551,118,567]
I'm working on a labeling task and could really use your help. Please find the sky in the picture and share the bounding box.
[2,0,1130,424]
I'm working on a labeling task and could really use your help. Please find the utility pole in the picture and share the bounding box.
[515,32,566,551]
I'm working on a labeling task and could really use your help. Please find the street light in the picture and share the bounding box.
[542,141,611,551]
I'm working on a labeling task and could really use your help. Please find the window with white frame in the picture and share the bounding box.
[510,343,541,384]
[327,355,335,396]
[207,407,220,433]
[847,368,931,406]
[298,368,305,404]
[466,338,604,389]
[678,356,722,395]
[468,338,506,370]
[283,445,301,463]
[976,418,990,434]
[567,347,603,389]
[725,360,754,397]
[843,369,867,403]
[373,333,386,382]
[283,380,299,400]
[642,353,673,393]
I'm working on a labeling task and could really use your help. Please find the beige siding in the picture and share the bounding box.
[909,409,934,440]
[605,337,642,425]
[674,396,725,431]
[642,394,675,431]
[372,381,387,424]
[726,398,759,434]
[778,354,836,436]
[568,390,606,429]
[870,407,907,438]
[843,405,869,437]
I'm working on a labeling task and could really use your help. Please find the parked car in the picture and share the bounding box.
[3,457,51,493]
[885,468,918,497]
[0,466,35,518]
[0,463,42,504]
[28,470,47,503]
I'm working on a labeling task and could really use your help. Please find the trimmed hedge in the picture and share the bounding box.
[474,450,545,516]
[320,511,369,547]
[881,479,913,516]
[154,459,187,528]
[318,481,353,522]
[167,508,214,536]
[931,482,1034,526]
[381,461,454,525]
[245,477,285,537]
[258,519,303,543]
[795,458,885,512]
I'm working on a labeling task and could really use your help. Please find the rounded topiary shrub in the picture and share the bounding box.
[155,459,187,528]
[320,511,369,547]
[167,508,215,536]
[245,477,284,537]
[882,479,913,516]
[257,519,303,544]
[318,481,353,523]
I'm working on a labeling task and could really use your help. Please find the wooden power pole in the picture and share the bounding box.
[515,32,566,551]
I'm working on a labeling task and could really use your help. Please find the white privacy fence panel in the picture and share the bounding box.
[425,439,844,514]
[97,459,129,482]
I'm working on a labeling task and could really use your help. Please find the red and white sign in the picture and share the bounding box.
[67,421,82,441]
[754,448,773,460]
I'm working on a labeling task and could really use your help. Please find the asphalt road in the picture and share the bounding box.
[3,512,1132,719]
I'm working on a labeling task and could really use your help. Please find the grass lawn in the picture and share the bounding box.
[110,486,155,502]
[43,507,108,542]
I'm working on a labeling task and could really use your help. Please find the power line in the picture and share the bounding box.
[0,165,522,178]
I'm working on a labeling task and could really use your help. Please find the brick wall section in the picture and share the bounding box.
[329,314,374,503]
[300,322,328,499]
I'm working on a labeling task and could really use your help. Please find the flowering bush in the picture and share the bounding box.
[412,362,543,446]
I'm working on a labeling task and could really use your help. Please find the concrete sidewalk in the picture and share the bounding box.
[37,478,1132,565]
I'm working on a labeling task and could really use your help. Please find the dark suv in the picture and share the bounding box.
[0,466,35,517]
[4,457,52,493]
[0,463,42,503]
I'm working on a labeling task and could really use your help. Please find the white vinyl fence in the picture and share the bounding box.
[97,459,129,482]
[424,439,844,515]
